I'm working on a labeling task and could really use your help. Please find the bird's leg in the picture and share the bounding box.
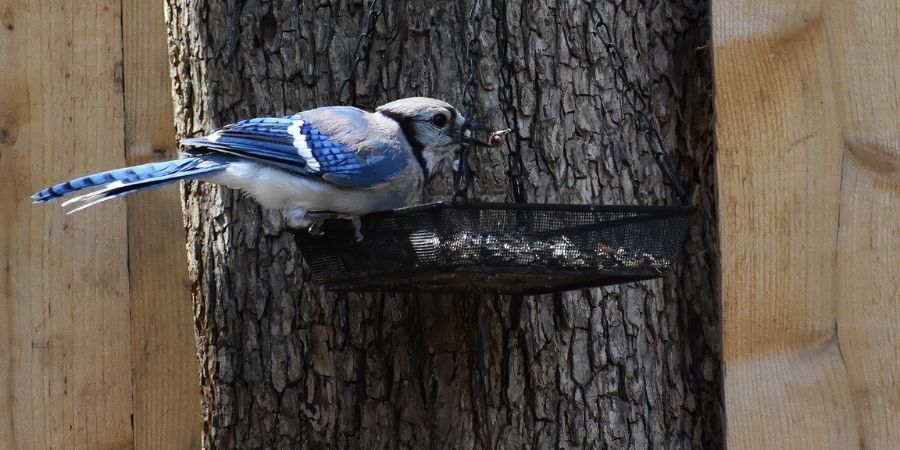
[351,216,364,241]
[284,209,340,236]
[284,207,311,229]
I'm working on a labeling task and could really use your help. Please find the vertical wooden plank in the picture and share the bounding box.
[0,1,134,449]
[713,1,859,448]
[122,0,202,448]
[826,0,900,446]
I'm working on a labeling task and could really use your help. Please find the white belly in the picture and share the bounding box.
[206,161,423,216]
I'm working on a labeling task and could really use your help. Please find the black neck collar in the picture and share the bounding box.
[379,111,428,177]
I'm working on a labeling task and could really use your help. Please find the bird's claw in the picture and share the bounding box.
[307,219,325,236]
[303,212,363,241]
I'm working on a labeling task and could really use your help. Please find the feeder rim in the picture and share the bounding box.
[360,201,694,218]
[322,266,668,295]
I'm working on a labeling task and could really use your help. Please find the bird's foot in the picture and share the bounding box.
[307,219,326,236]
[304,212,363,241]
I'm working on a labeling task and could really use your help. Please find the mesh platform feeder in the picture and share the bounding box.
[293,0,692,295]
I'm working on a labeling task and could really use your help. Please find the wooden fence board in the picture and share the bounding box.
[715,0,899,448]
[826,1,900,446]
[713,1,856,448]
[0,1,134,449]
[123,0,201,448]
[1,1,200,448]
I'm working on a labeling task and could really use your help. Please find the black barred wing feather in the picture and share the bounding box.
[181,114,406,188]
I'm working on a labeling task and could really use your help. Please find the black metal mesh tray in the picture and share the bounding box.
[292,202,691,295]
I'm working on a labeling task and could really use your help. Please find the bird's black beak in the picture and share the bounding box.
[456,120,495,147]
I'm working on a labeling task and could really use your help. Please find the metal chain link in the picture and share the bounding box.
[339,0,386,106]
[583,1,691,205]
[453,0,484,203]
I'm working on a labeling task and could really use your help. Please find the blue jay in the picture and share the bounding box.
[32,97,496,238]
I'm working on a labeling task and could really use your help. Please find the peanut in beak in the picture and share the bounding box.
[489,129,513,147]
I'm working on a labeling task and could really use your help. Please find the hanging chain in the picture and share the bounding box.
[453,0,484,203]
[339,0,386,106]
[583,1,690,205]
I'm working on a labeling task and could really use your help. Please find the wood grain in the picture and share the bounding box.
[0,1,134,448]
[715,0,899,448]
[826,0,900,446]
[122,0,202,448]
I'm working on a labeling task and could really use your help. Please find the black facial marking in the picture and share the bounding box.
[380,110,428,177]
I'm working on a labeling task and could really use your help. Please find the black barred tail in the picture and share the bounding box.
[32,155,235,212]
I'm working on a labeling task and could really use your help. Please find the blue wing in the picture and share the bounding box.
[181,114,406,188]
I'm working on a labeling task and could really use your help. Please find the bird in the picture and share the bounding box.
[31,97,497,239]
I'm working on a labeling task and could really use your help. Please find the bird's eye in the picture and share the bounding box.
[430,113,448,128]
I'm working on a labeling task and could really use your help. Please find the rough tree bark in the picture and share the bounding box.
[165,0,720,448]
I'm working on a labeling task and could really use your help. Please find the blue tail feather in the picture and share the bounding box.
[32,156,234,208]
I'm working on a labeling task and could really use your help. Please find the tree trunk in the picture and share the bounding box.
[165,0,720,448]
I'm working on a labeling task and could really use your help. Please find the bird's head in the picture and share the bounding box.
[376,97,493,174]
